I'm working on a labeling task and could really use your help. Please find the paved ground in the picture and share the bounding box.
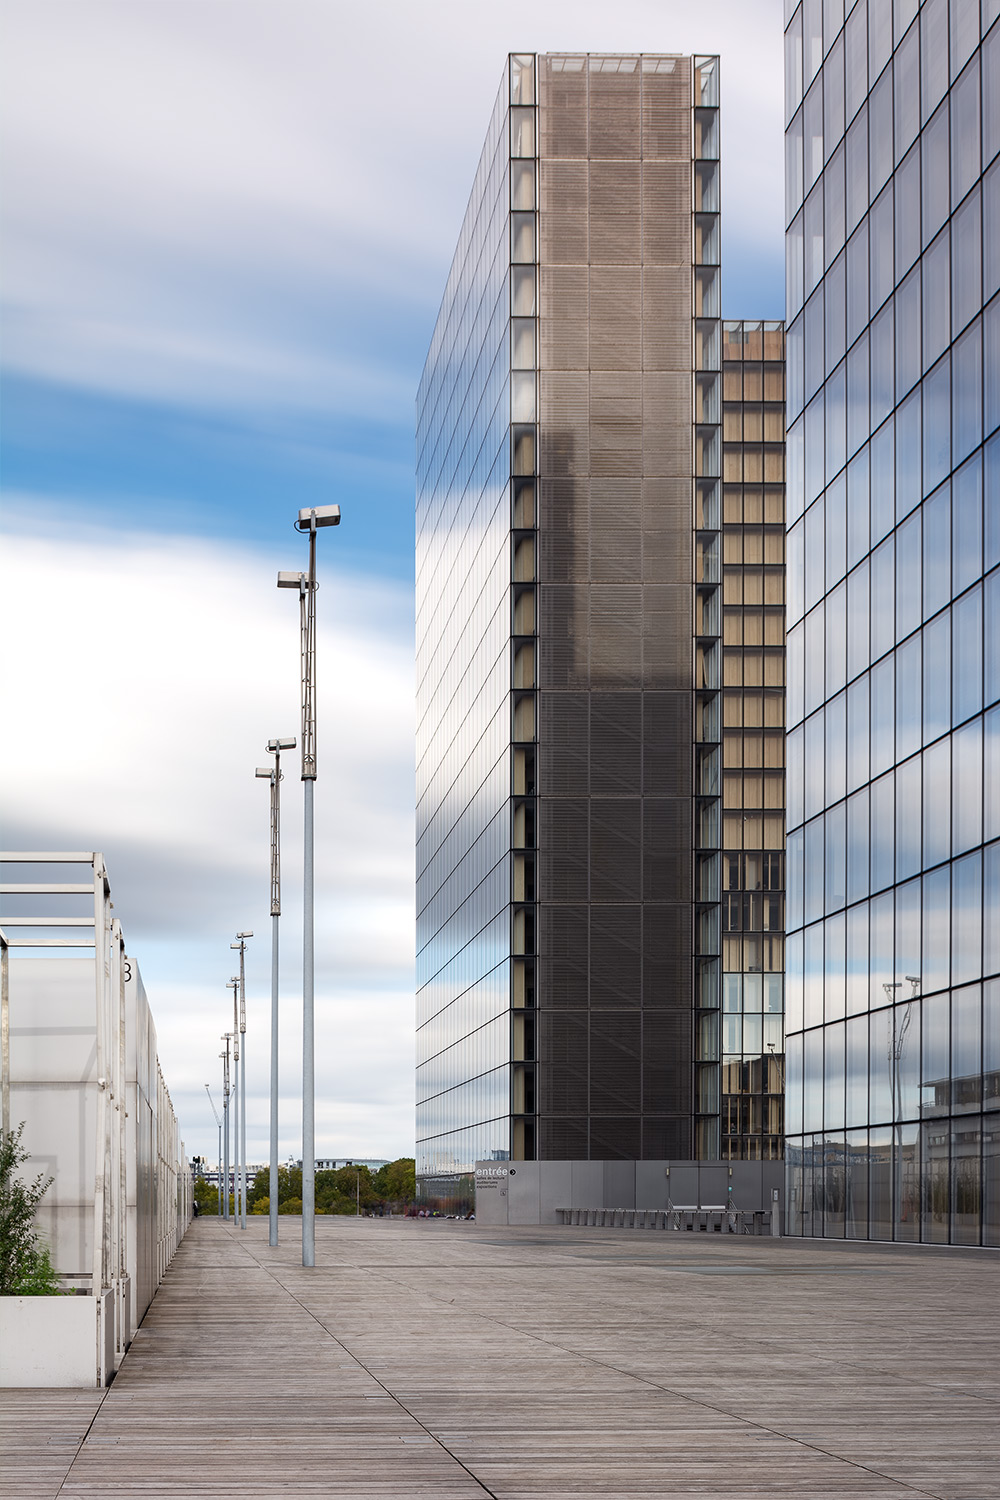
[1,1216,997,1499]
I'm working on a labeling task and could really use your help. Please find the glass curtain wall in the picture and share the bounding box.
[784,0,1000,1245]
[416,61,531,1204]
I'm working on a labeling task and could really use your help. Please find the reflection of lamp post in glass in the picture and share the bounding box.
[884,981,914,1233]
[256,739,295,1250]
[221,1033,232,1219]
[278,502,341,1270]
[205,1083,222,1217]
[231,932,253,1229]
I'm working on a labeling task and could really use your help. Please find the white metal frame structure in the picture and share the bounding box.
[0,852,190,1384]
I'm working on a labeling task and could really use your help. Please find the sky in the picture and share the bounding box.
[0,0,785,1167]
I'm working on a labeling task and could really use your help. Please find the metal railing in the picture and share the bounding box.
[555,1205,777,1234]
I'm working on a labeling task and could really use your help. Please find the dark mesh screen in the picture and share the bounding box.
[535,57,694,1159]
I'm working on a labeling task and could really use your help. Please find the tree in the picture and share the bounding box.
[373,1158,416,1208]
[0,1122,61,1295]
[248,1168,270,1209]
[193,1176,219,1214]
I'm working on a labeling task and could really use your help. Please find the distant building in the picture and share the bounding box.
[416,51,786,1207]
[309,1158,390,1172]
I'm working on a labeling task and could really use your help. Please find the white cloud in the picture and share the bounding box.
[0,508,416,1160]
[1,0,784,413]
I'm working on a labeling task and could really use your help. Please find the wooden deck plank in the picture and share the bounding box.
[0,1219,996,1498]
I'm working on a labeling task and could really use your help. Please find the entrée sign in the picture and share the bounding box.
[475,1166,515,1190]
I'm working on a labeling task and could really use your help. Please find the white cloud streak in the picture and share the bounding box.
[1,0,784,413]
[0,509,416,1159]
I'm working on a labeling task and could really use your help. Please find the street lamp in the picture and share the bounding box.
[278,502,340,1269]
[231,932,253,1229]
[205,1083,223,1217]
[226,980,240,1220]
[256,739,295,1248]
[221,1034,233,1220]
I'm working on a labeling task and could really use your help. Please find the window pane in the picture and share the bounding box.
[951,854,982,988]
[921,101,950,247]
[923,611,952,745]
[922,227,951,371]
[952,453,983,597]
[952,718,984,855]
[922,482,952,619]
[896,508,922,642]
[950,54,981,209]
[923,736,951,867]
[952,586,983,725]
[923,357,952,498]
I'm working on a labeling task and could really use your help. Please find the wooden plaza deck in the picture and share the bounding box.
[1,1216,996,1499]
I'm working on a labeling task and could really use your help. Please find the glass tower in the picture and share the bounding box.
[783,0,1000,1245]
[417,53,786,1206]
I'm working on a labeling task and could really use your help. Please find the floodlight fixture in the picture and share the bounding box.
[256,767,273,778]
[236,930,253,939]
[268,737,296,751]
[296,503,340,531]
[277,571,306,589]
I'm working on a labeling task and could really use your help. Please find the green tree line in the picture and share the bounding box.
[193,1158,415,1217]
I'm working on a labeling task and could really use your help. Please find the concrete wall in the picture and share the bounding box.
[475,1160,784,1226]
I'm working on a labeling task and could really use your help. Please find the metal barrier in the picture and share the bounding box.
[555,1206,776,1234]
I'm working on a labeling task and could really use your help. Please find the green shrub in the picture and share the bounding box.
[13,1240,63,1296]
[0,1122,61,1295]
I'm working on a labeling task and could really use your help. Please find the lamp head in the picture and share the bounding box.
[277,570,306,589]
[255,768,273,779]
[237,930,253,939]
[226,979,237,989]
[268,737,296,751]
[295,503,340,531]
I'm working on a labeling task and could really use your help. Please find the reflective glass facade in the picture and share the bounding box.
[783,0,1000,1245]
[418,53,786,1204]
[416,66,516,1199]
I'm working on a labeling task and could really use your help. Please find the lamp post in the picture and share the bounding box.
[231,932,253,1229]
[256,739,295,1249]
[221,1034,232,1219]
[226,981,240,1220]
[278,502,340,1269]
[205,1083,223,1217]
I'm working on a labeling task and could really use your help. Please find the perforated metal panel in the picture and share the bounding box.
[535,55,697,1159]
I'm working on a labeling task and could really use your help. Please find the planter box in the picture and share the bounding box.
[0,1289,114,1387]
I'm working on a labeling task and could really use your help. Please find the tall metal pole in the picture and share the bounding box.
[271,903,280,1242]
[240,1021,247,1227]
[227,981,239,1219]
[301,523,317,1268]
[258,740,293,1249]
[221,1035,232,1220]
[279,501,339,1270]
[231,935,252,1230]
[205,1083,223,1218]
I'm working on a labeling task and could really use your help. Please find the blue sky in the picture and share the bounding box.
[0,0,784,1164]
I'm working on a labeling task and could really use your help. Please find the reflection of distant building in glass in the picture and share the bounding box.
[782,1,999,1246]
